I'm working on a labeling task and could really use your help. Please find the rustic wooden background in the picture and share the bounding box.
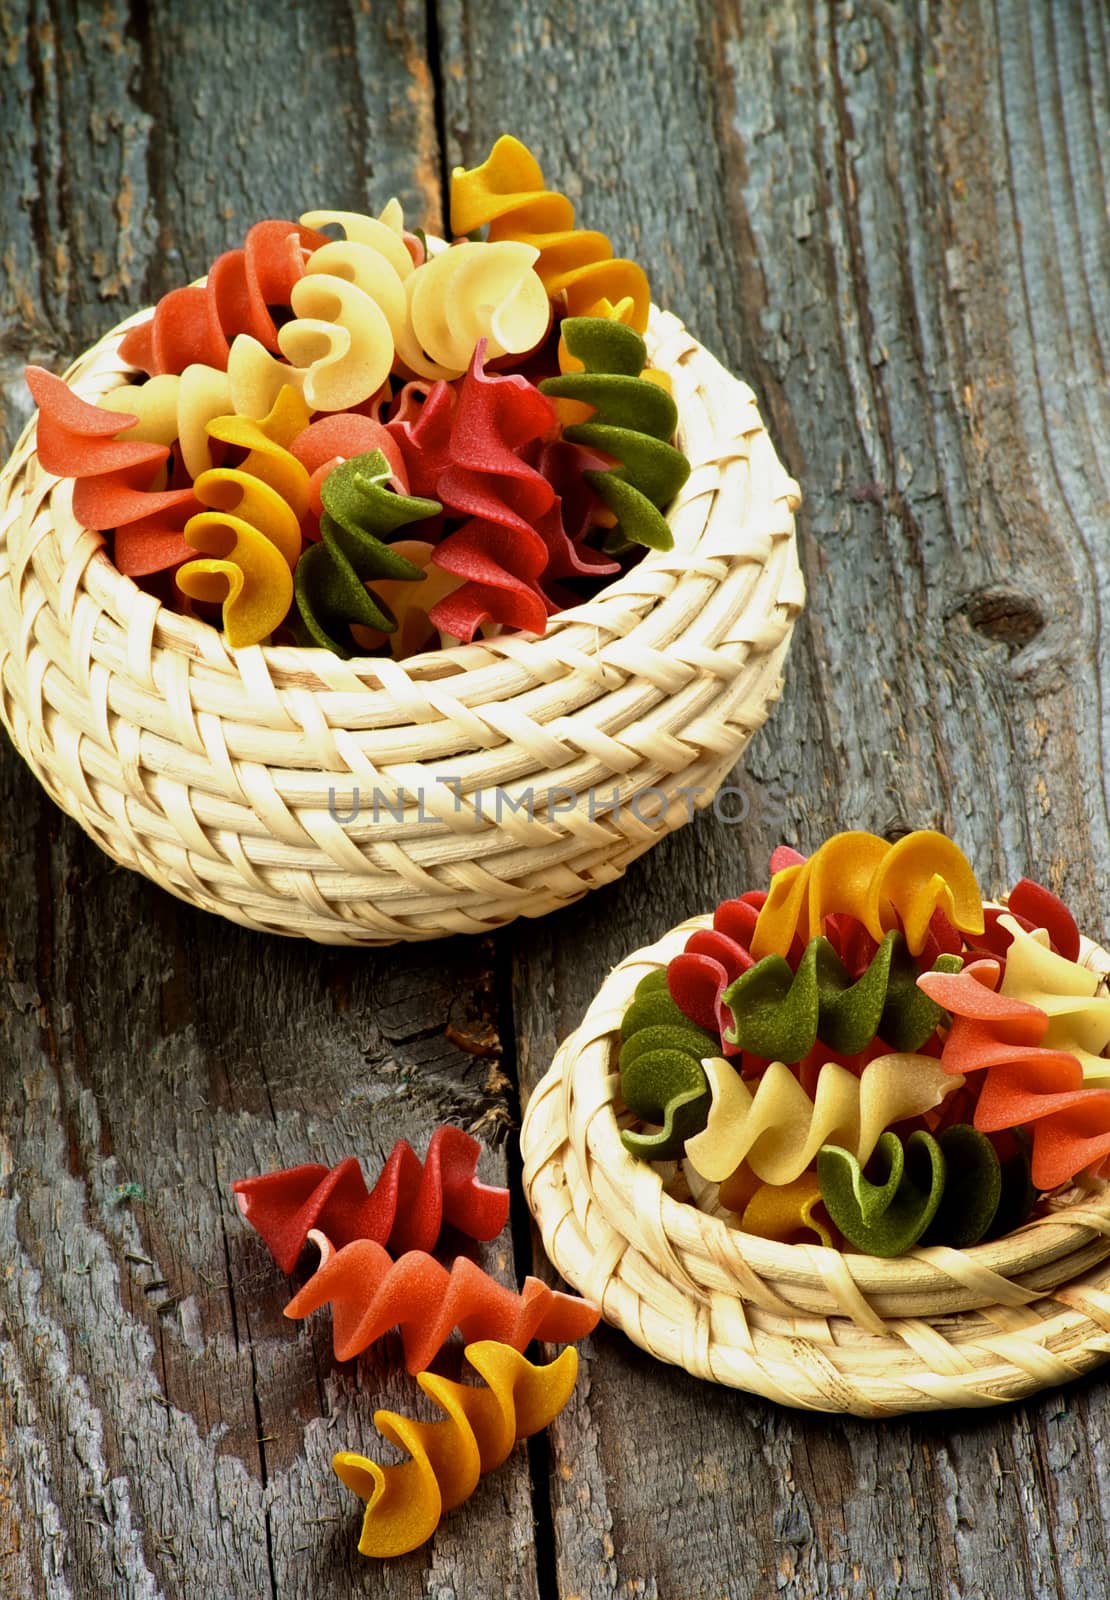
[2,0,1109,1595]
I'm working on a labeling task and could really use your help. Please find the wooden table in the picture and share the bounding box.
[2,2,1108,1595]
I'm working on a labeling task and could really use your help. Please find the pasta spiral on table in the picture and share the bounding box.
[333,1341,578,1558]
[232,1125,510,1274]
[117,219,327,376]
[539,318,690,553]
[284,1231,599,1370]
[684,1052,962,1187]
[450,134,650,332]
[293,450,439,654]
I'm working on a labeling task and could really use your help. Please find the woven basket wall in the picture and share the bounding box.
[520,914,1110,1415]
[0,308,802,945]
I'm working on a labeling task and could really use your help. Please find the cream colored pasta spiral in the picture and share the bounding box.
[684,1054,962,1188]
[403,240,550,378]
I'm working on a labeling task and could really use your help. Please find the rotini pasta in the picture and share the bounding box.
[684,1052,962,1187]
[231,1125,511,1275]
[997,915,1110,1073]
[750,829,985,960]
[618,972,717,1161]
[293,449,438,655]
[385,377,456,498]
[450,134,651,331]
[100,365,233,481]
[666,901,762,1038]
[428,348,561,640]
[918,962,1110,1188]
[117,219,326,376]
[404,240,551,377]
[965,878,1082,964]
[278,267,397,412]
[721,930,961,1063]
[333,1341,578,1558]
[176,387,310,646]
[283,1231,599,1370]
[344,540,466,660]
[540,318,690,553]
[817,1124,1007,1256]
[735,1172,835,1247]
[25,365,198,539]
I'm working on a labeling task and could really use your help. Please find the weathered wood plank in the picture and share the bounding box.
[0,3,540,1597]
[3,0,1110,1593]
[435,0,1110,1595]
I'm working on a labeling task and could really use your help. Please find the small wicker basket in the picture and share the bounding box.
[520,914,1110,1415]
[0,309,802,945]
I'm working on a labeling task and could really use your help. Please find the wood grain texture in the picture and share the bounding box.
[440,0,1110,1596]
[1,0,1109,1595]
[0,4,534,1597]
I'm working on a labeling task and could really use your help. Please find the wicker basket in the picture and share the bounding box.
[0,309,802,945]
[520,913,1110,1415]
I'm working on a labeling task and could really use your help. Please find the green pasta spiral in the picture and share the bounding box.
[539,318,691,553]
[721,932,964,1064]
[618,971,717,1161]
[817,1125,1034,1257]
[294,450,440,657]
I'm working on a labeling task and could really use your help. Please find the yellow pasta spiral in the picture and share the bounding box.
[333,1341,578,1558]
[176,386,311,647]
[450,134,651,332]
[100,366,233,481]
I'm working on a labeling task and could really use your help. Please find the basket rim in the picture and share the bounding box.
[523,902,1110,1298]
[35,300,798,692]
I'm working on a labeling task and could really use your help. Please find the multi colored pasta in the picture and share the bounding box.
[685,1052,961,1187]
[117,219,326,376]
[817,1124,1021,1255]
[615,834,1106,1258]
[33,137,677,659]
[750,830,985,959]
[26,365,197,537]
[721,931,961,1062]
[175,387,311,646]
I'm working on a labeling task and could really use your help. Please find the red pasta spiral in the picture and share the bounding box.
[918,963,1110,1189]
[284,1232,600,1371]
[118,219,328,377]
[231,1124,510,1274]
[422,344,557,639]
[25,367,198,559]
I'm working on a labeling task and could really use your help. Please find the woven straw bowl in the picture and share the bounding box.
[520,913,1110,1416]
[0,308,802,945]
